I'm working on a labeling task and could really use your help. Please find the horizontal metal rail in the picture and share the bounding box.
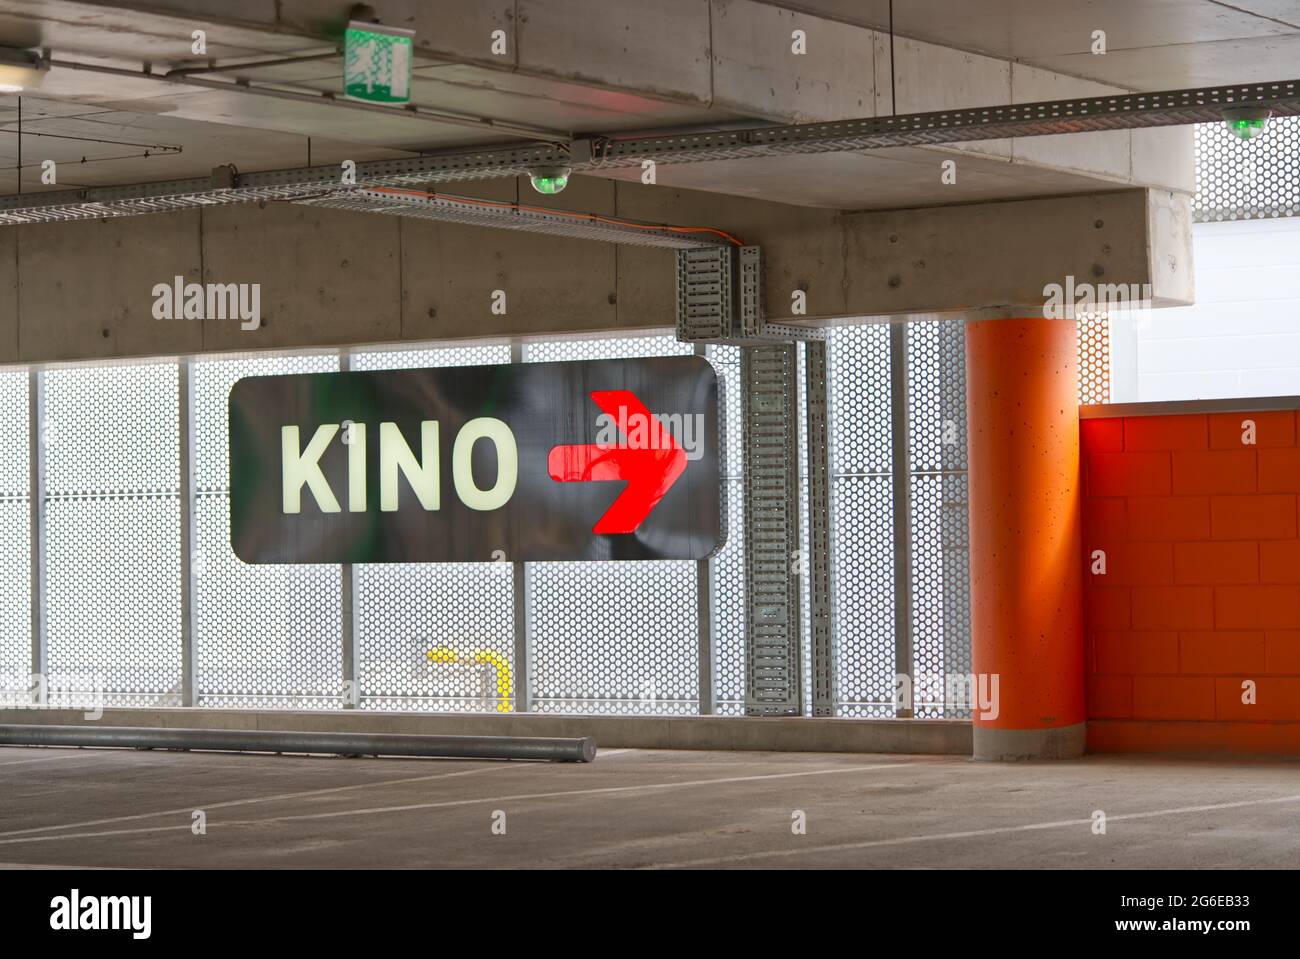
[297,188,734,248]
[0,724,597,762]
[0,79,1296,227]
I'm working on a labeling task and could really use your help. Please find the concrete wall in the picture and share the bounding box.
[0,185,1191,365]
[1082,405,1300,755]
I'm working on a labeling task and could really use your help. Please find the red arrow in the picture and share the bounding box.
[547,389,688,534]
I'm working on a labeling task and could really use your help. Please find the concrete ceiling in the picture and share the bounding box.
[0,0,1293,210]
[766,0,1300,88]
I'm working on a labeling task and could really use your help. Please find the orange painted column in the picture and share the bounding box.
[965,317,1085,760]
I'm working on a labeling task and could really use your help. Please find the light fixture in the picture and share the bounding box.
[527,165,571,195]
[0,46,48,93]
[1221,105,1272,141]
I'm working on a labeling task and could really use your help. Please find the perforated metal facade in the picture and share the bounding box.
[1194,116,1300,222]
[906,322,972,718]
[349,345,515,712]
[826,325,897,717]
[3,324,977,721]
[193,353,341,709]
[0,373,29,686]
[44,363,181,707]
[524,335,702,714]
[1076,312,1112,405]
[706,345,747,716]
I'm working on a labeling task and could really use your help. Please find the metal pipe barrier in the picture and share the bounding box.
[0,724,596,762]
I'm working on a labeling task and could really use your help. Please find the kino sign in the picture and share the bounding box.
[229,356,723,563]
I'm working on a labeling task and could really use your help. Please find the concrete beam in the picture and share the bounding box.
[833,188,1194,325]
[0,182,1191,364]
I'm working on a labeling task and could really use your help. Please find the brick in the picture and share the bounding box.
[1096,631,1179,674]
[1124,414,1207,451]
[1126,496,1210,542]
[1086,542,1171,585]
[1131,586,1214,630]
[1210,495,1297,540]
[1132,676,1216,720]
[1173,541,1258,585]
[1214,585,1300,629]
[1210,411,1296,449]
[1080,417,1123,454]
[1084,497,1127,542]
[1087,676,1132,719]
[1179,631,1266,674]
[1215,677,1300,721]
[1265,631,1300,674]
[1085,588,1130,630]
[1258,448,1300,493]
[1171,449,1256,495]
[1260,541,1300,583]
[1089,451,1170,497]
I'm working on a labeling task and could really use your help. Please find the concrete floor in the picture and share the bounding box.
[0,745,1298,868]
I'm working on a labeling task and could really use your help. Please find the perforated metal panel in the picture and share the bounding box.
[1194,116,1300,222]
[349,344,517,712]
[44,363,181,707]
[0,372,29,686]
[906,321,972,718]
[524,335,701,714]
[193,353,342,709]
[1076,312,1112,405]
[826,325,896,717]
[707,345,747,716]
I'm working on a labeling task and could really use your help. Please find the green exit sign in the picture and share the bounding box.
[344,21,415,104]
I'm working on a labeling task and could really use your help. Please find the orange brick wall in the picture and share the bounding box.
[1081,408,1300,755]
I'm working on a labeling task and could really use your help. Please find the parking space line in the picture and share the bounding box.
[653,791,1300,868]
[0,760,512,840]
[0,761,917,847]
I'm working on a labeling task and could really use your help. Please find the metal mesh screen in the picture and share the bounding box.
[1194,116,1300,222]
[1077,312,1112,405]
[0,372,29,685]
[826,324,896,717]
[524,335,701,714]
[349,344,517,712]
[706,344,747,716]
[906,321,972,718]
[193,353,342,709]
[44,363,181,707]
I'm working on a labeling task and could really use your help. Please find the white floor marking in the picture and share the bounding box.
[0,760,510,839]
[0,762,916,846]
[653,791,1300,868]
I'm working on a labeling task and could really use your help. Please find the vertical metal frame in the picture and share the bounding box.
[27,368,46,703]
[179,359,198,706]
[805,340,835,716]
[510,340,533,713]
[742,344,803,716]
[338,350,360,708]
[694,343,717,715]
[889,322,914,717]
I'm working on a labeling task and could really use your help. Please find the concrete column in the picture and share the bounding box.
[965,317,1085,760]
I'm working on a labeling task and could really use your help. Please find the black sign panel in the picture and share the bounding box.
[229,355,722,563]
